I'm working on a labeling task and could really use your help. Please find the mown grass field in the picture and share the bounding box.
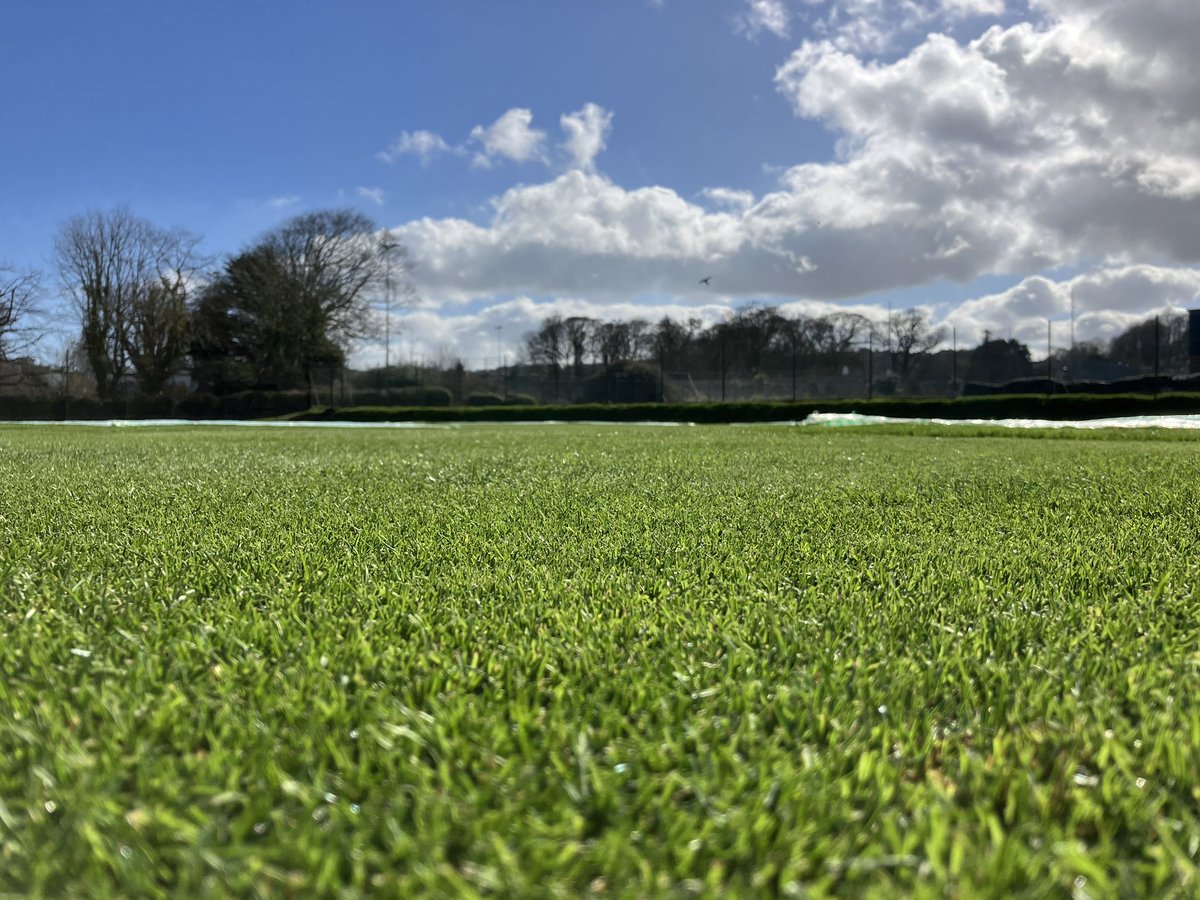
[1,423,1199,897]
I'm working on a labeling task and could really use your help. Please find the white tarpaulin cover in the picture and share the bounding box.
[2,414,1199,430]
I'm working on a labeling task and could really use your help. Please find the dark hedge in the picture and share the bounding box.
[288,393,1200,424]
[7,391,1200,424]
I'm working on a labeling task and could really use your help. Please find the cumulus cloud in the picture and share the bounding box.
[560,103,614,172]
[390,1,1200,314]
[942,0,1005,15]
[393,161,1024,307]
[358,1,1200,363]
[377,130,456,165]
[736,0,790,39]
[393,171,757,303]
[773,0,1200,274]
[380,106,612,173]
[352,263,1200,369]
[699,188,756,214]
[944,265,1200,350]
[469,108,547,168]
[796,0,1006,54]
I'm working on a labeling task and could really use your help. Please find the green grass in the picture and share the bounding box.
[1,423,1199,896]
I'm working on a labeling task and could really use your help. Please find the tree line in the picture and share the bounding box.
[521,307,952,400]
[521,306,1191,400]
[1,205,1192,405]
[1,207,410,404]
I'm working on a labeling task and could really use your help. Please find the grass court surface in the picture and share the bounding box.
[1,423,1198,895]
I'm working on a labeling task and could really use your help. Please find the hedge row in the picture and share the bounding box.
[0,387,451,421]
[7,391,1200,424]
[290,392,1200,425]
[0,391,316,421]
[963,373,1200,396]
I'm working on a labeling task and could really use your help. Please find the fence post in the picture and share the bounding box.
[720,336,726,402]
[791,339,797,403]
[1154,314,1160,396]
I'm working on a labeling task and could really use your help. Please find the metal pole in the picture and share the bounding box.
[791,336,797,403]
[1154,314,1161,395]
[495,325,504,399]
[381,233,398,380]
[720,335,726,402]
[1047,319,1052,385]
[952,326,957,395]
[886,301,892,356]
[868,331,874,399]
[1069,287,1075,379]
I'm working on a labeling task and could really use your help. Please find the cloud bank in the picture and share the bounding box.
[362,0,1200,366]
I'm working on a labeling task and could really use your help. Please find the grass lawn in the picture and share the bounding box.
[1,423,1198,896]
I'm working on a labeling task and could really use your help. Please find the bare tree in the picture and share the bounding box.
[1108,313,1188,374]
[563,316,594,378]
[653,316,695,371]
[126,267,197,396]
[804,312,870,358]
[192,210,409,403]
[722,306,787,373]
[264,210,401,347]
[524,315,569,400]
[592,319,651,368]
[0,266,43,362]
[883,308,945,387]
[55,208,201,399]
[524,315,568,368]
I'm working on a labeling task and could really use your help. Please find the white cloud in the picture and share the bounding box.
[736,0,790,39]
[377,130,456,165]
[393,171,753,303]
[808,0,1007,54]
[357,1,1200,364]
[560,103,614,172]
[267,195,300,210]
[384,1,1200,307]
[944,265,1200,350]
[941,0,1005,16]
[356,186,385,206]
[699,188,756,214]
[351,262,1200,369]
[772,0,1200,275]
[469,108,547,169]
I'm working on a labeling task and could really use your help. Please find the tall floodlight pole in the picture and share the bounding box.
[720,332,727,402]
[791,332,797,403]
[1047,319,1052,385]
[381,233,399,378]
[867,330,874,400]
[495,324,503,397]
[1069,287,1076,382]
[952,326,957,395]
[886,301,892,354]
[1154,314,1161,395]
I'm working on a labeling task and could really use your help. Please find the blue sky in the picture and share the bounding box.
[4,0,1200,366]
[3,2,824,246]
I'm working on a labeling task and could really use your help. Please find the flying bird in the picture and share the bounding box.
[699,276,712,285]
